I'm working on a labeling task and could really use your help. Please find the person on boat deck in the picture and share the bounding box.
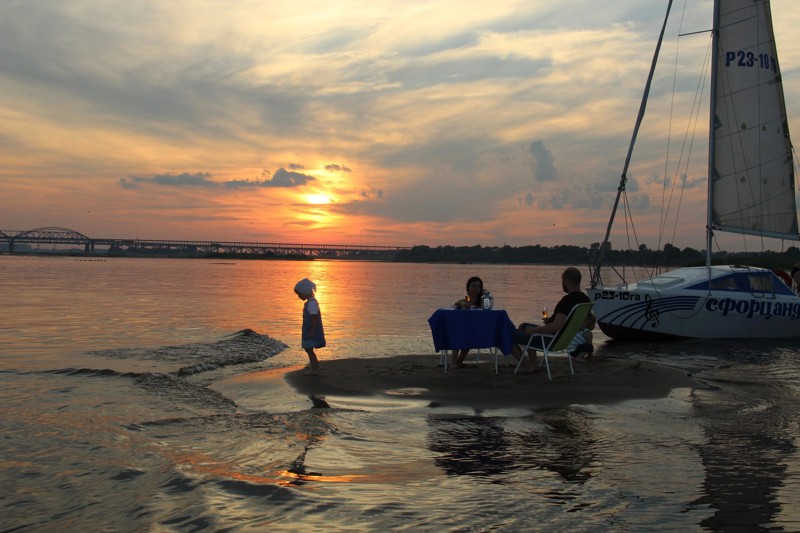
[451,276,489,368]
[772,268,793,290]
[791,264,800,294]
[509,267,590,373]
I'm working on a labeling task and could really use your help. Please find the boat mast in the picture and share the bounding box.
[591,0,674,289]
[706,0,721,268]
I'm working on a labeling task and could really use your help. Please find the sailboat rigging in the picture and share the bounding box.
[588,0,800,340]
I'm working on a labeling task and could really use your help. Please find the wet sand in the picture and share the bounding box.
[283,354,703,410]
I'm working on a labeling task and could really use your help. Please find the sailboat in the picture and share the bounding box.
[588,0,800,340]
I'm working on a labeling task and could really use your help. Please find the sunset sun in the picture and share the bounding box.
[306,194,331,205]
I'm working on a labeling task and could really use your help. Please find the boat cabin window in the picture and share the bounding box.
[752,273,796,296]
[748,274,773,293]
[688,272,795,296]
[708,276,738,290]
[686,272,770,293]
[641,274,685,290]
[744,273,796,296]
[686,273,741,291]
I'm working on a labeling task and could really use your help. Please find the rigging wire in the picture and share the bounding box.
[657,0,689,256]
[667,32,713,252]
[626,0,708,278]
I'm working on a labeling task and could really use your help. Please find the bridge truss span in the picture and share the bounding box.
[0,227,410,260]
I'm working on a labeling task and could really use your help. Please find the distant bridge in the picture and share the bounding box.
[0,227,411,260]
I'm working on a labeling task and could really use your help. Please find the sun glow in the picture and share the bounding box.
[306,194,331,205]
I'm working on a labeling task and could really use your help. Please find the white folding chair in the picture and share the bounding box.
[515,302,594,381]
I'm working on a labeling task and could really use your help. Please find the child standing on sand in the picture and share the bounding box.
[294,278,326,375]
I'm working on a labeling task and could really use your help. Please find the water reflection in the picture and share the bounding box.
[691,383,797,529]
[630,340,800,530]
[1,257,579,360]
[427,414,514,477]
[427,409,598,484]
[534,410,598,484]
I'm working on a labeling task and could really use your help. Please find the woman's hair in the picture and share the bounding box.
[465,276,483,293]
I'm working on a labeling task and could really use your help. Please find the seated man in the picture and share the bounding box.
[510,266,591,372]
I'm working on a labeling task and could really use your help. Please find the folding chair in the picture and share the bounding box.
[514,302,594,381]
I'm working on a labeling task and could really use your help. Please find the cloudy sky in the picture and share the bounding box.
[2,0,800,250]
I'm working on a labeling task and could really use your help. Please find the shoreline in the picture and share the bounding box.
[282,354,703,410]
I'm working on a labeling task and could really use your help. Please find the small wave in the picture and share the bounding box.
[40,367,146,379]
[35,366,239,412]
[33,331,289,414]
[135,373,237,412]
[90,329,288,375]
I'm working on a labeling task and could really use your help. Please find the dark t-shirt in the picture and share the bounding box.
[551,291,591,320]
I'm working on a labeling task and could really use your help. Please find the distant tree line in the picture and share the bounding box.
[7,240,800,270]
[394,243,800,270]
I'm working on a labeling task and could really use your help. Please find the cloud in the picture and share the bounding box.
[120,173,215,189]
[522,192,534,206]
[325,163,352,172]
[527,140,558,182]
[2,0,788,251]
[386,56,550,90]
[360,187,383,199]
[332,138,574,223]
[519,179,650,211]
[646,172,706,190]
[120,168,315,190]
[337,160,525,223]
[252,168,315,188]
[595,175,639,193]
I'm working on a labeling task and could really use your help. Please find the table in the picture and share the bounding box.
[427,308,516,372]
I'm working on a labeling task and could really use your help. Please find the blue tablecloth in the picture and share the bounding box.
[427,308,516,355]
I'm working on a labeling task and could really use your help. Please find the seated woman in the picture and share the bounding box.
[451,276,487,368]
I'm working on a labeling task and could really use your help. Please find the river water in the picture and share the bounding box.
[2,255,799,531]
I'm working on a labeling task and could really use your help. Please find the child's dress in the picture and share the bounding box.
[301,296,326,349]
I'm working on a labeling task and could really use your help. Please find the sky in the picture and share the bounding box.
[2,0,800,251]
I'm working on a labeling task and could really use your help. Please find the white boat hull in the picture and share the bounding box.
[588,267,800,340]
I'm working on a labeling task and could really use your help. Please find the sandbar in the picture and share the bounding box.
[283,354,702,410]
